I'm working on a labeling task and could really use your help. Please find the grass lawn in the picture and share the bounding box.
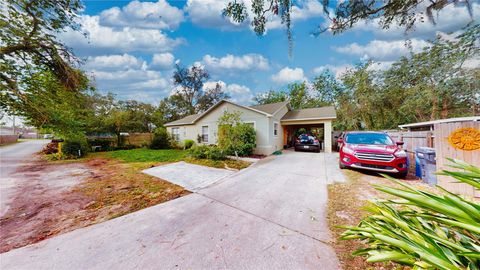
[105,148,187,163]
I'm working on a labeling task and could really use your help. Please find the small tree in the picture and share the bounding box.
[150,127,171,149]
[217,111,256,158]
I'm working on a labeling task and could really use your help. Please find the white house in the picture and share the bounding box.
[164,100,336,155]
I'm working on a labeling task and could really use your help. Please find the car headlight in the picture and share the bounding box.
[342,147,354,155]
[395,150,407,158]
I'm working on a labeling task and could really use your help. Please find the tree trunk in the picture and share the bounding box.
[441,98,449,118]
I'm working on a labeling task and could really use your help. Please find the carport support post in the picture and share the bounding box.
[324,121,332,153]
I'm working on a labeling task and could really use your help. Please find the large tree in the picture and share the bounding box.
[0,0,89,136]
[159,65,230,122]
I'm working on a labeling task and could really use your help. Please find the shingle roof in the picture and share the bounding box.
[281,106,336,121]
[164,113,202,126]
[164,99,278,127]
[249,101,289,115]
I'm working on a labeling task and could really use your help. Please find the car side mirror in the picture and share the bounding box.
[337,138,343,144]
[396,141,404,146]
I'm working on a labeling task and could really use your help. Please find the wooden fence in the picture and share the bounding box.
[434,121,480,198]
[123,133,152,147]
[386,131,433,152]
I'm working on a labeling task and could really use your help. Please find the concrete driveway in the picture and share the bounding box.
[1,150,344,270]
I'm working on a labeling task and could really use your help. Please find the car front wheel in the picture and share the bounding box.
[339,161,346,169]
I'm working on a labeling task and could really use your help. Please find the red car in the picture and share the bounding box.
[338,131,408,178]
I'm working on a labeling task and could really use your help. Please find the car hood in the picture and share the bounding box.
[346,143,398,154]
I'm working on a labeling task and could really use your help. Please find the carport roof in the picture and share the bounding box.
[281,106,336,122]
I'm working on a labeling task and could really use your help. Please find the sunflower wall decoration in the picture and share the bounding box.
[448,127,480,151]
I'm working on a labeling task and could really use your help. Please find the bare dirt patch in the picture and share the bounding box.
[327,169,435,270]
[0,157,188,253]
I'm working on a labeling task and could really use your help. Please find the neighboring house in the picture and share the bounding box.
[165,100,336,155]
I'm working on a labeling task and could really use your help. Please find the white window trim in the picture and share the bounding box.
[201,125,209,144]
[244,121,256,131]
[273,121,279,137]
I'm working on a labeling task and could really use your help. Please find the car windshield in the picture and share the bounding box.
[345,133,394,145]
[299,134,315,140]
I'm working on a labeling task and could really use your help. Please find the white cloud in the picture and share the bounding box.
[312,64,352,79]
[291,0,325,21]
[334,39,431,61]
[151,53,175,70]
[84,54,146,71]
[204,81,253,104]
[99,0,184,30]
[203,53,269,71]
[351,3,479,39]
[82,54,173,103]
[271,67,306,84]
[185,0,246,30]
[61,15,183,55]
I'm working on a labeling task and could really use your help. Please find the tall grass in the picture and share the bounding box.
[341,159,480,270]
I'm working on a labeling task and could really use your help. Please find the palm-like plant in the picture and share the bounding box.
[341,159,480,270]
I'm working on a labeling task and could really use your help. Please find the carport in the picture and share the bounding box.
[281,106,336,153]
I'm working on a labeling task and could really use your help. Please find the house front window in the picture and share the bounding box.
[202,126,209,143]
[172,127,180,141]
[274,122,279,136]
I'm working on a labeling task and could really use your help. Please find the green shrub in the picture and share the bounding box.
[62,135,89,158]
[189,145,226,160]
[217,111,256,157]
[189,145,209,159]
[207,146,226,160]
[183,139,195,149]
[150,127,171,149]
[341,159,480,269]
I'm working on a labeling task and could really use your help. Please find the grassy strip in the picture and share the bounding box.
[105,148,251,170]
[105,149,187,162]
[327,170,405,270]
[184,157,251,170]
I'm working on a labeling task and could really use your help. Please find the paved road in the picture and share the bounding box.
[0,140,49,216]
[1,150,345,269]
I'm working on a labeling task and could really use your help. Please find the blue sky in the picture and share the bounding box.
[62,0,479,105]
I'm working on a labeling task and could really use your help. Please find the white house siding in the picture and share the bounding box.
[269,105,289,153]
[166,102,274,155]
